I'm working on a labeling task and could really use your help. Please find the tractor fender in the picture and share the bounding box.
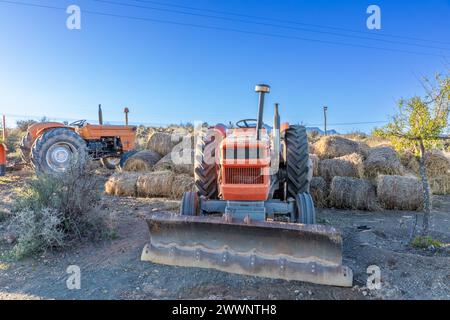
[34,124,73,139]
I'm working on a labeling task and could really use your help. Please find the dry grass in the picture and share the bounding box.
[363,146,404,179]
[376,175,423,211]
[329,176,380,211]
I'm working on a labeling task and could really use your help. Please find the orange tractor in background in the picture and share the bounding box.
[20,106,137,174]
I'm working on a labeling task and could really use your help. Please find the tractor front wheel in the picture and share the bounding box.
[31,128,87,174]
[180,191,200,216]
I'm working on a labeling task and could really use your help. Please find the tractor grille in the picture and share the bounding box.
[224,167,264,184]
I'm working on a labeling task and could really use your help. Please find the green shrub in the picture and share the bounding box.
[9,208,65,259]
[411,236,442,249]
[9,161,115,258]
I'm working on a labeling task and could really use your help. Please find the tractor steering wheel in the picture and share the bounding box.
[236,119,257,128]
[69,120,87,127]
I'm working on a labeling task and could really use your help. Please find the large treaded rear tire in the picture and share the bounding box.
[194,129,218,199]
[285,125,312,197]
[31,128,87,174]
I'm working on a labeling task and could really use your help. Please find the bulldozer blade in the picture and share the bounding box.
[141,213,353,287]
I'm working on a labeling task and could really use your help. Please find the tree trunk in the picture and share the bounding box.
[418,140,432,235]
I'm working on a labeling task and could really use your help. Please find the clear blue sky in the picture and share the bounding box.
[0,0,449,132]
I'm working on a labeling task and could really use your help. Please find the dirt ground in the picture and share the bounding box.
[0,170,449,300]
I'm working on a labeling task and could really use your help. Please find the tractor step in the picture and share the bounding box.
[141,213,353,287]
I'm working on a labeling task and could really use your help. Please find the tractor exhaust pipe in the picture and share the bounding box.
[255,84,270,140]
[98,104,103,125]
[124,107,129,126]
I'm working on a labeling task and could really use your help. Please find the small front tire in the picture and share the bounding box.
[180,191,200,216]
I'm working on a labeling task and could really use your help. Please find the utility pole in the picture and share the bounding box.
[323,106,328,136]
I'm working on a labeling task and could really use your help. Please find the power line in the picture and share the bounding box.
[130,0,450,46]
[92,0,450,51]
[0,0,446,57]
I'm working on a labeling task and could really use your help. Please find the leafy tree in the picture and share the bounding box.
[373,74,449,235]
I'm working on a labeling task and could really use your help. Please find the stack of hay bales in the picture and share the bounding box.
[363,146,404,179]
[105,170,194,199]
[377,175,423,210]
[308,135,437,211]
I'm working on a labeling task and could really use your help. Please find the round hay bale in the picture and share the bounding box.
[309,154,319,176]
[153,141,194,175]
[363,146,404,179]
[429,175,450,195]
[171,174,195,199]
[104,172,139,197]
[425,150,450,177]
[146,132,183,156]
[123,150,162,172]
[399,150,420,174]
[136,170,174,198]
[318,153,363,182]
[329,176,379,211]
[377,175,423,211]
[313,135,364,159]
[310,176,329,208]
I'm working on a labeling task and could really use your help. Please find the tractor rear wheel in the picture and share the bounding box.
[31,128,87,174]
[180,191,200,216]
[285,125,312,197]
[194,129,218,199]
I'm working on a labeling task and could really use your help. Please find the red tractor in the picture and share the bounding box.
[142,85,353,287]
